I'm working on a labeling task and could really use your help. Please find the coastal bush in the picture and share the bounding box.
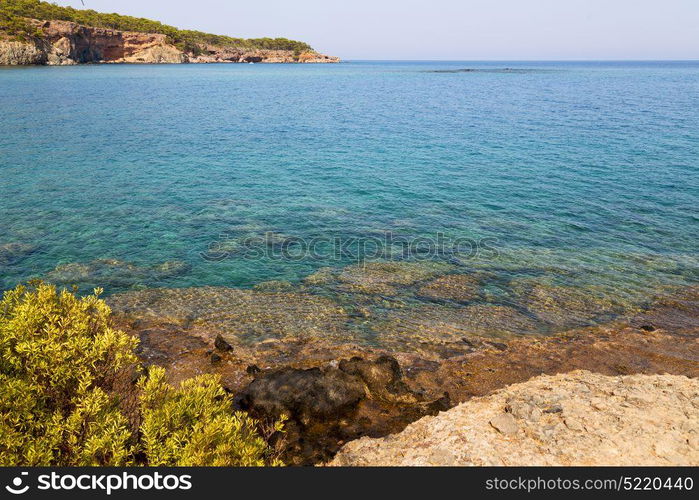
[0,282,281,466]
[139,367,284,466]
[0,0,313,52]
[0,9,41,39]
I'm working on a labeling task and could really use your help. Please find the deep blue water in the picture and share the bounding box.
[1,61,698,304]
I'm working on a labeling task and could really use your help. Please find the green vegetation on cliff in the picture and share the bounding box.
[0,0,313,53]
[0,282,283,466]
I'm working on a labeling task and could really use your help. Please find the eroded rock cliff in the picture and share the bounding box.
[0,19,339,65]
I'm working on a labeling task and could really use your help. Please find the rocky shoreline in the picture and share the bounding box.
[0,19,339,65]
[4,238,696,464]
[108,283,699,465]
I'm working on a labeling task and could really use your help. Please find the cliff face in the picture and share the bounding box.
[0,19,339,65]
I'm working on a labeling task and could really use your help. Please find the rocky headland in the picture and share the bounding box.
[0,19,339,65]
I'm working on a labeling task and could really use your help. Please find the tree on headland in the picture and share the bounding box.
[0,0,313,52]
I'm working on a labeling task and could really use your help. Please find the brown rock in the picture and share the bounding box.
[214,334,233,352]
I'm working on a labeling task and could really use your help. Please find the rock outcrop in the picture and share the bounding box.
[235,356,450,465]
[330,371,699,466]
[0,19,339,65]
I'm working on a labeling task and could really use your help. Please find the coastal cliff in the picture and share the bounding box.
[0,19,339,65]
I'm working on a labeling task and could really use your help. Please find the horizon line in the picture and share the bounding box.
[337,58,699,62]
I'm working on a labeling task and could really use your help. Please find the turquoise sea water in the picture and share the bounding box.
[1,61,698,307]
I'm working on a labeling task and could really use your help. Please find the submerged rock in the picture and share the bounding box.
[109,286,353,343]
[416,273,487,303]
[335,261,454,296]
[45,258,190,289]
[632,286,699,332]
[512,281,629,329]
[252,280,295,292]
[0,242,37,266]
[330,371,699,466]
[376,303,543,355]
[302,267,336,286]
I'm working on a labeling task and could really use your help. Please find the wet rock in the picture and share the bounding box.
[253,280,294,292]
[108,287,352,344]
[376,304,543,355]
[133,324,208,365]
[631,287,699,333]
[488,341,508,351]
[238,366,366,421]
[117,284,699,465]
[152,260,190,276]
[303,267,336,286]
[214,334,233,352]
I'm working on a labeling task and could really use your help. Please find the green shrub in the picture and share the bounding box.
[0,283,281,466]
[139,367,284,466]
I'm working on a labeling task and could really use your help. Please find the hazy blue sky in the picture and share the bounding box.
[54,0,699,60]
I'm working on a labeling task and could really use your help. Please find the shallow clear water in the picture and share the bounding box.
[1,61,698,306]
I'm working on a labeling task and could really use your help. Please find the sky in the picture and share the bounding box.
[54,0,699,60]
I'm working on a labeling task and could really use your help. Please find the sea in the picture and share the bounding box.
[1,60,697,339]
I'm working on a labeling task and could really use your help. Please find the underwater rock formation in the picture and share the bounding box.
[416,273,487,303]
[374,303,543,354]
[511,280,631,329]
[44,258,190,289]
[0,242,36,266]
[108,286,353,343]
[334,261,454,296]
